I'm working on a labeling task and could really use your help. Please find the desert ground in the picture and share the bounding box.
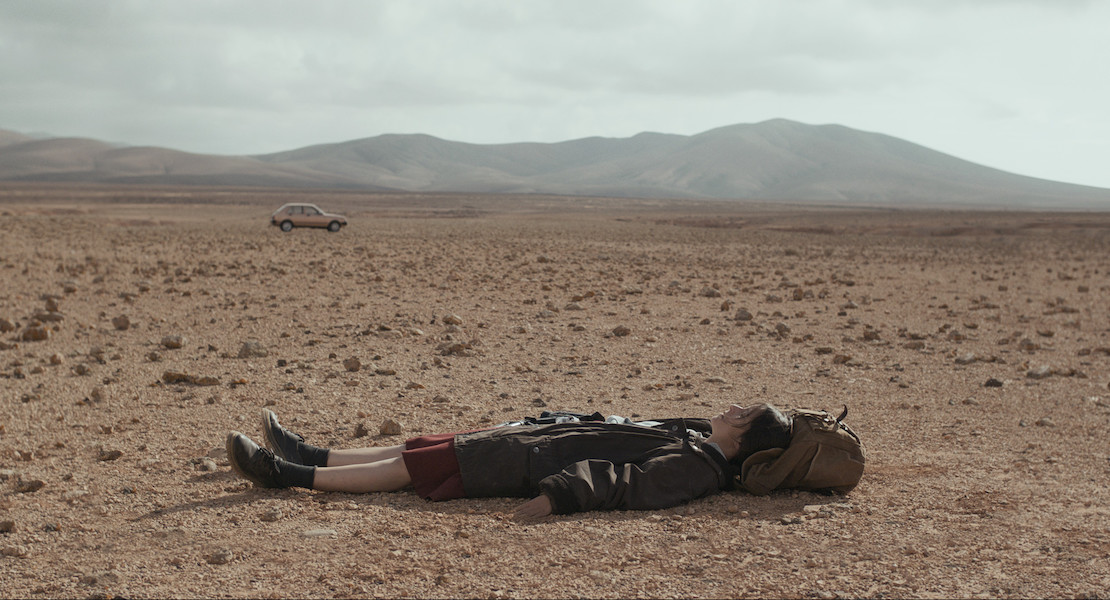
[1,183,1109,599]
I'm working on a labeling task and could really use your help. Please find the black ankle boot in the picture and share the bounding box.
[260,409,330,466]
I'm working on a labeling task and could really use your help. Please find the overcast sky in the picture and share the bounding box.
[2,0,1108,188]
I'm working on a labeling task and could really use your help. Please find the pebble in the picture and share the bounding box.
[1,545,30,558]
[237,340,268,358]
[20,326,50,342]
[0,317,15,332]
[98,450,123,461]
[111,315,130,330]
[303,528,338,538]
[160,335,184,349]
[443,314,464,325]
[205,548,235,565]
[954,353,977,365]
[611,325,631,337]
[260,509,283,522]
[0,520,14,533]
[984,378,1003,388]
[1026,365,1053,380]
[379,419,404,436]
[16,479,44,493]
[734,309,753,321]
[342,357,361,372]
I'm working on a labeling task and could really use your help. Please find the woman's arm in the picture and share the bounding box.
[537,451,722,514]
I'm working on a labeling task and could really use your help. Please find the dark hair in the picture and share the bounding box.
[733,404,793,466]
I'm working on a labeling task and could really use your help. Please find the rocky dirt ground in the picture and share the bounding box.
[1,184,1109,599]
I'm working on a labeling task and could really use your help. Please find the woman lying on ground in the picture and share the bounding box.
[226,403,793,519]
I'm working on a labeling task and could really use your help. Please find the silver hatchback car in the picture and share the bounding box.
[271,203,348,232]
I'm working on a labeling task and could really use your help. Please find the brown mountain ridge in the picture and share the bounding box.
[1,119,1107,208]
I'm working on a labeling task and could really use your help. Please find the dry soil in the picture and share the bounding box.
[1,184,1109,599]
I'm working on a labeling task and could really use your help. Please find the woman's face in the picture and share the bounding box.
[710,404,761,439]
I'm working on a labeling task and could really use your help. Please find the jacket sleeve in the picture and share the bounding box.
[537,450,722,514]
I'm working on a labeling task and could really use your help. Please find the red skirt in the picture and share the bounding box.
[402,432,466,501]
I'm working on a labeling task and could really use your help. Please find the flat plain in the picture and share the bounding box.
[1,183,1109,598]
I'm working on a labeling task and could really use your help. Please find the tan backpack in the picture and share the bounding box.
[739,406,865,495]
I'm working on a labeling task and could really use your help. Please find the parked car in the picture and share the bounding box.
[271,203,348,232]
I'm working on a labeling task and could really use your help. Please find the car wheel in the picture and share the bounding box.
[280,220,293,232]
[327,221,341,232]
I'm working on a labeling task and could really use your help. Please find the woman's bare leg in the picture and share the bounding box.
[325,444,405,467]
[312,456,412,493]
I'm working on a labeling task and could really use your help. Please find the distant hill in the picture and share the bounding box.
[2,119,1108,208]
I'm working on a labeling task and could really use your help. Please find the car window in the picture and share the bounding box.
[306,207,320,216]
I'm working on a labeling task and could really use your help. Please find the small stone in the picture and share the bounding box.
[1,545,30,558]
[734,309,753,321]
[1026,365,1053,380]
[379,419,403,436]
[160,335,184,349]
[111,315,130,331]
[0,520,14,533]
[353,423,370,438]
[302,528,337,538]
[162,371,191,384]
[343,357,361,372]
[1035,417,1056,427]
[205,548,234,565]
[198,458,218,472]
[20,326,50,342]
[97,449,123,461]
[16,479,45,493]
[700,287,721,298]
[954,353,977,365]
[0,318,15,333]
[260,509,283,522]
[611,325,631,337]
[49,353,63,365]
[237,341,268,359]
[443,314,464,325]
[984,378,1003,388]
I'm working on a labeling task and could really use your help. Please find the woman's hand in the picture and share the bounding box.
[513,495,553,521]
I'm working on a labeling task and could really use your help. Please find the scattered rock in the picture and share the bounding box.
[0,318,15,333]
[15,479,44,493]
[161,371,220,386]
[443,314,464,325]
[205,548,235,565]
[97,449,123,462]
[1,545,30,558]
[160,335,184,349]
[237,341,268,359]
[111,315,130,331]
[260,509,283,522]
[954,353,977,365]
[20,326,50,342]
[302,529,337,538]
[984,378,1004,388]
[379,419,403,436]
[343,357,361,372]
[611,325,631,337]
[1026,365,1053,380]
